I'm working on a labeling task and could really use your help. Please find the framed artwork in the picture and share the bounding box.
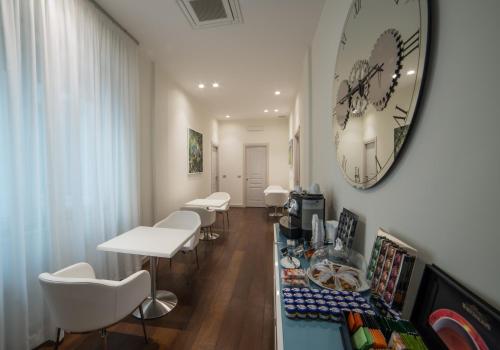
[288,139,293,166]
[411,264,500,350]
[188,128,203,174]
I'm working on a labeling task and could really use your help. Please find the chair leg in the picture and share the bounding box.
[53,328,61,350]
[226,211,229,228]
[100,329,108,350]
[195,246,199,269]
[138,304,148,344]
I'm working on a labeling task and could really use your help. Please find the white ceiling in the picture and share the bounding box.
[95,0,325,120]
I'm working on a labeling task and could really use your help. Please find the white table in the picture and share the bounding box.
[185,198,228,208]
[97,226,197,319]
[264,185,289,194]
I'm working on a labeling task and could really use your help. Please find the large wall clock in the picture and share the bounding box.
[332,0,429,189]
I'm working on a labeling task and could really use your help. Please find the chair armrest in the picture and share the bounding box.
[115,270,151,320]
[53,262,96,279]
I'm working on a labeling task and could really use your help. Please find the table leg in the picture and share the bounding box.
[133,256,178,319]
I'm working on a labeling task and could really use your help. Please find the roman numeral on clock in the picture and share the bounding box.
[342,155,347,171]
[334,73,339,81]
[393,105,409,127]
[402,29,420,59]
[394,0,400,5]
[353,0,362,17]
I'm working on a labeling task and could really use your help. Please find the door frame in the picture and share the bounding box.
[211,143,219,193]
[363,137,377,184]
[243,143,269,207]
[293,129,300,187]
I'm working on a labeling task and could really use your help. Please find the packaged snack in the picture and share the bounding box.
[281,278,308,288]
[316,299,326,307]
[285,304,297,318]
[329,307,342,321]
[304,298,316,306]
[281,268,306,279]
[307,304,318,319]
[296,304,307,319]
[318,306,330,320]
[312,293,323,300]
[324,294,335,301]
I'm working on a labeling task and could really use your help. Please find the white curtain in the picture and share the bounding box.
[0,0,141,348]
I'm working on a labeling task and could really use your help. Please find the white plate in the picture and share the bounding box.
[280,257,300,269]
[307,262,370,292]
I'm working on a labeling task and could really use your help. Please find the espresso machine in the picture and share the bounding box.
[279,189,325,241]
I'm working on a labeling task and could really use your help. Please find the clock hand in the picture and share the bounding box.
[337,63,384,105]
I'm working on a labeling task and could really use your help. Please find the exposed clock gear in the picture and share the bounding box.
[335,79,351,129]
[367,28,403,111]
[348,59,370,117]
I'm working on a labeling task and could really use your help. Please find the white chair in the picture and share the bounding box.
[39,262,150,349]
[265,192,288,217]
[206,192,231,232]
[154,211,202,269]
[181,206,217,240]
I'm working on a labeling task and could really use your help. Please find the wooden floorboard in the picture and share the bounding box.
[37,207,276,350]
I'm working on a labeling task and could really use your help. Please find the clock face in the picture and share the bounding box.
[332,0,429,189]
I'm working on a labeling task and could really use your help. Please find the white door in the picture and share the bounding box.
[211,145,219,193]
[364,140,377,186]
[245,145,267,207]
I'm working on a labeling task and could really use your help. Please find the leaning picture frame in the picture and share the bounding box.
[411,264,500,349]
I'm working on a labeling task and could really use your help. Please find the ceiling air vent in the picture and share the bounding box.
[177,0,243,29]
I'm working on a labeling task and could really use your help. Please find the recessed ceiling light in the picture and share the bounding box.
[198,83,205,89]
[212,82,219,88]
[407,70,416,76]
[225,115,231,119]
[274,109,279,112]
[264,109,269,113]
[274,90,281,95]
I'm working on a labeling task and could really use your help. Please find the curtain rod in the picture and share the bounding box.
[89,0,140,45]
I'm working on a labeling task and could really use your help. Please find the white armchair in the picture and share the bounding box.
[206,192,231,232]
[39,262,151,349]
[154,210,202,269]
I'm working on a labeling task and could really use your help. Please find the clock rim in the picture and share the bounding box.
[333,0,431,190]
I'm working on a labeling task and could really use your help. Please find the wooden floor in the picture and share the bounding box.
[38,207,276,350]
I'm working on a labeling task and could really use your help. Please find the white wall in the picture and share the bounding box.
[219,118,289,206]
[152,65,218,221]
[307,0,500,310]
[289,50,312,190]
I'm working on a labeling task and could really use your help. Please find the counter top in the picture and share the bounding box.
[273,224,346,350]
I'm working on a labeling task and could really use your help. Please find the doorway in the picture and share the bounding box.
[294,130,300,187]
[211,144,219,193]
[364,139,377,187]
[244,144,268,207]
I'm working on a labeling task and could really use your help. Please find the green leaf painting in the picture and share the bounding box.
[188,128,203,174]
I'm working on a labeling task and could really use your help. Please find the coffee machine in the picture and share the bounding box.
[280,190,325,241]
